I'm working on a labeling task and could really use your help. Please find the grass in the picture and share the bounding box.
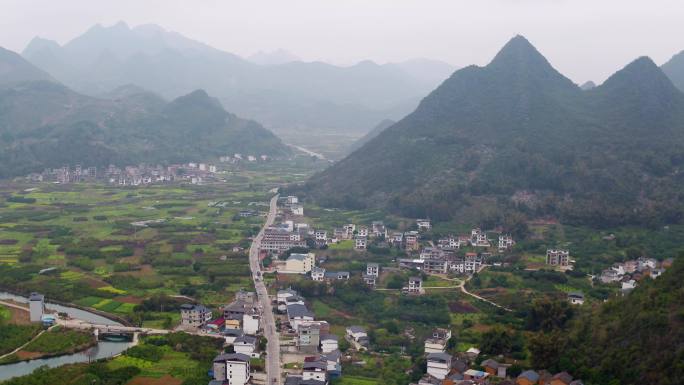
[0,305,10,321]
[0,324,41,355]
[332,376,379,385]
[22,326,94,355]
[98,285,127,295]
[328,240,354,250]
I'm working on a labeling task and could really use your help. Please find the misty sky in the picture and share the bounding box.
[2,0,683,83]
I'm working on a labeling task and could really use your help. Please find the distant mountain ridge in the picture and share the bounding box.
[0,46,291,178]
[303,36,684,227]
[21,22,455,136]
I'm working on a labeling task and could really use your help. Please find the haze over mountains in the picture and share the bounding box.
[20,22,455,137]
[0,47,291,178]
[304,36,684,228]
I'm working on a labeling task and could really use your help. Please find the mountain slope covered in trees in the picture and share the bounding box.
[530,257,684,385]
[304,36,684,227]
[0,47,291,177]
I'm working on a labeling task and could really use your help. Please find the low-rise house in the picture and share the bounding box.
[284,375,327,385]
[405,232,420,250]
[638,256,658,270]
[551,372,574,385]
[303,361,328,383]
[426,352,452,380]
[463,369,489,383]
[481,359,507,377]
[567,291,585,305]
[315,230,328,241]
[362,274,377,287]
[424,337,447,354]
[600,269,620,283]
[622,279,637,293]
[288,304,315,329]
[498,234,515,252]
[416,219,431,231]
[278,288,298,303]
[346,325,367,342]
[424,328,451,353]
[355,236,367,250]
[321,350,342,376]
[324,271,350,281]
[29,293,45,323]
[470,228,490,247]
[299,323,322,353]
[546,249,571,267]
[371,221,386,237]
[357,226,369,237]
[242,307,260,334]
[366,263,380,277]
[516,370,539,385]
[406,276,423,294]
[320,334,339,353]
[283,252,316,274]
[233,335,258,357]
[211,353,251,385]
[311,267,326,281]
[180,304,212,328]
[223,328,243,344]
[390,232,404,245]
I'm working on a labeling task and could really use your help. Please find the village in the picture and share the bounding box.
[23,153,273,186]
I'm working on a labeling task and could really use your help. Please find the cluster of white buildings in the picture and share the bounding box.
[436,228,515,253]
[219,153,270,163]
[191,291,268,385]
[599,256,669,294]
[27,162,221,186]
[278,288,343,385]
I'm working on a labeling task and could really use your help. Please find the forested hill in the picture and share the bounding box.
[546,257,684,385]
[0,47,291,177]
[303,35,684,228]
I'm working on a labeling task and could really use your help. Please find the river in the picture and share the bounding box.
[0,292,134,381]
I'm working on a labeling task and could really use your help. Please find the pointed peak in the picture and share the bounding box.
[602,56,673,88]
[488,35,549,69]
[596,56,682,105]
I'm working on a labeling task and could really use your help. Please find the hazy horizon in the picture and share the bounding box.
[2,0,684,83]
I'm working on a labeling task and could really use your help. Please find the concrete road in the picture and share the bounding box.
[250,194,281,384]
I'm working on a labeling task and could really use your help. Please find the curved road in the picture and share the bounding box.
[249,194,281,385]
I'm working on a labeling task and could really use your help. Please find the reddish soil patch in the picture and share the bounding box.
[115,295,143,304]
[472,324,493,333]
[127,375,183,385]
[16,351,43,360]
[116,264,155,277]
[83,277,108,289]
[8,306,31,325]
[449,301,479,313]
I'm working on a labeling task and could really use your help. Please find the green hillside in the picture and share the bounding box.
[0,50,291,177]
[304,36,684,228]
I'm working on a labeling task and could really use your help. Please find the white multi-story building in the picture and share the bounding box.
[546,249,570,266]
[242,308,260,335]
[366,263,379,277]
[498,234,515,252]
[355,236,367,250]
[212,353,251,385]
[320,334,339,353]
[180,304,212,328]
[29,293,45,322]
[407,277,422,294]
[427,352,452,380]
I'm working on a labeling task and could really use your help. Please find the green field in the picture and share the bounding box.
[0,160,319,328]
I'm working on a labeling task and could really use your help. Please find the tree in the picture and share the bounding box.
[526,298,574,332]
[480,326,512,355]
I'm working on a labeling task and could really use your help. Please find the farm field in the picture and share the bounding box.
[0,159,320,327]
